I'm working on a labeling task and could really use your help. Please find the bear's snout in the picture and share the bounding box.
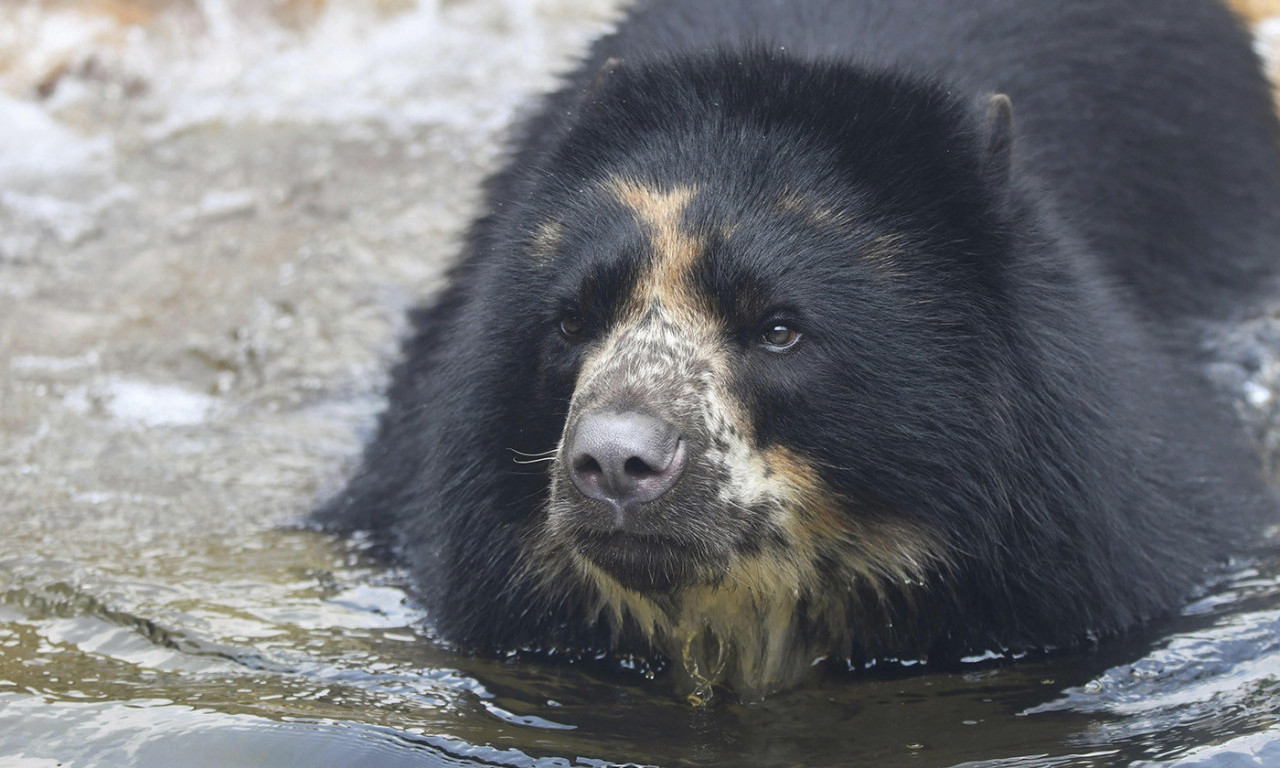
[566,410,688,518]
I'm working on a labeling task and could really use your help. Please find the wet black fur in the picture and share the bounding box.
[318,0,1280,665]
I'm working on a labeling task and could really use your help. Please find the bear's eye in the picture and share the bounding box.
[558,312,586,342]
[760,323,801,351]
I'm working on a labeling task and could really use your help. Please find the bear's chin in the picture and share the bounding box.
[571,529,710,594]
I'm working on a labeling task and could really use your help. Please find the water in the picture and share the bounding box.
[0,2,1278,766]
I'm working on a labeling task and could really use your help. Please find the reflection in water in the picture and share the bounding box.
[0,1,1279,766]
[2,528,1279,766]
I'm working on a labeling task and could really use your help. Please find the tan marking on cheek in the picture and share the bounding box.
[530,219,564,263]
[762,445,950,591]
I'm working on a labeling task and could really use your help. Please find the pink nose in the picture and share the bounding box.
[566,410,687,511]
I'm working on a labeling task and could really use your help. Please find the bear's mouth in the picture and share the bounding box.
[572,529,707,593]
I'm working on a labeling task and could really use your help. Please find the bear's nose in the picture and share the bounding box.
[566,410,686,511]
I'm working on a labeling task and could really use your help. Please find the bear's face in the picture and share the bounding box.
[532,173,944,593]
[517,160,984,685]
[502,60,1017,688]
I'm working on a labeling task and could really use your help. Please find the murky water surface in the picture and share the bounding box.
[2,2,1280,766]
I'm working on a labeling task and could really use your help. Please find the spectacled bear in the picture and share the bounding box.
[318,0,1280,697]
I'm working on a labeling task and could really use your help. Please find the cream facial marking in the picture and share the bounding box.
[526,436,951,697]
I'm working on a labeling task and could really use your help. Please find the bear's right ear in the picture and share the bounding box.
[581,57,625,104]
[981,93,1014,194]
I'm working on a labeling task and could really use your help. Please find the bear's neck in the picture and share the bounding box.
[578,561,838,701]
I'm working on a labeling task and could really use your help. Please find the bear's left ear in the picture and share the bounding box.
[981,93,1014,194]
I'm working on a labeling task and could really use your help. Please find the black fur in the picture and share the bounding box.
[319,0,1280,674]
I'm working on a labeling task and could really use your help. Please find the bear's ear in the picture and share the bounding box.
[981,93,1014,194]
[582,56,625,103]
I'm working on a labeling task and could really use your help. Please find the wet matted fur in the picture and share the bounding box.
[319,0,1280,696]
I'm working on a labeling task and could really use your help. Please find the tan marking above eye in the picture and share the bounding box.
[608,176,697,236]
[861,233,909,274]
[774,188,907,274]
[774,187,850,229]
[530,219,564,264]
[606,175,710,322]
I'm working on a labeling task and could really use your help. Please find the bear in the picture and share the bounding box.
[318,0,1280,698]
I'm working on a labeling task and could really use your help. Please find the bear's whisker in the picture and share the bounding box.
[512,455,557,465]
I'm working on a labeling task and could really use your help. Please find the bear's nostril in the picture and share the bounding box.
[623,456,659,477]
[574,455,603,477]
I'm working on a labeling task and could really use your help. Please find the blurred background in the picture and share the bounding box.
[1,2,1280,767]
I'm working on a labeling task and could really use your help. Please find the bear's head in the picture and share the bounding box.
[504,52,1020,692]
